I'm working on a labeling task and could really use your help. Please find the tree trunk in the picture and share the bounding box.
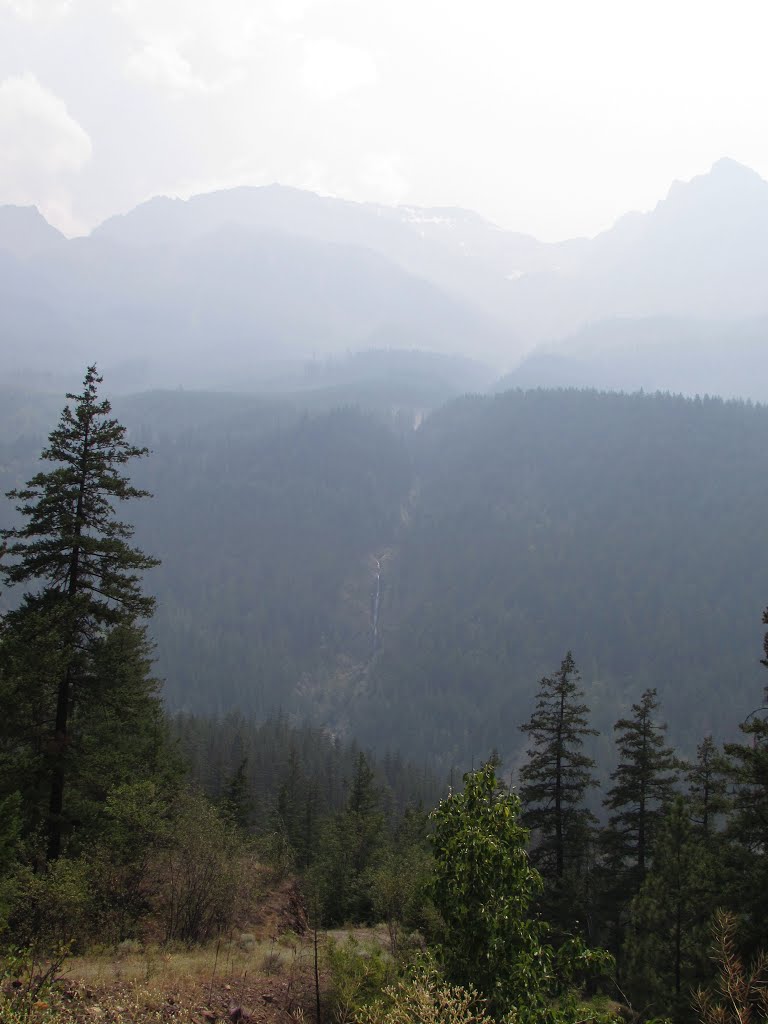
[47,427,88,860]
[46,662,72,861]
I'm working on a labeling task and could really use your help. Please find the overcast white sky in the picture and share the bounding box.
[2,0,768,240]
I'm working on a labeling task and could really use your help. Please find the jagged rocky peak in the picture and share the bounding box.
[663,157,768,210]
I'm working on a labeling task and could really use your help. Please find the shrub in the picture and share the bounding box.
[153,790,245,943]
[429,762,613,1023]
[9,858,93,955]
[324,936,397,1024]
[358,964,494,1024]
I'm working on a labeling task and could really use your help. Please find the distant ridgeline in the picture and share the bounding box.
[2,384,767,766]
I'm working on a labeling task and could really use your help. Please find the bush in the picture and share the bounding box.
[255,831,296,882]
[0,943,67,1024]
[0,794,22,937]
[429,763,613,1023]
[8,858,93,954]
[153,790,246,943]
[370,846,432,956]
[358,964,494,1024]
[324,935,397,1024]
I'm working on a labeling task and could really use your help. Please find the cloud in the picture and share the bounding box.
[115,0,272,67]
[0,72,91,231]
[125,40,211,95]
[301,37,378,102]
[117,0,273,98]
[3,0,768,241]
[1,0,73,20]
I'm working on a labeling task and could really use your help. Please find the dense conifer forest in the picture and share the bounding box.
[4,380,767,763]
[3,369,768,1024]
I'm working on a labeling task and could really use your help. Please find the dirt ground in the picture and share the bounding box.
[3,879,321,1024]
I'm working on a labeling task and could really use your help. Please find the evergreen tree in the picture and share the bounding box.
[716,606,768,951]
[723,689,768,951]
[692,911,768,1024]
[519,651,598,932]
[603,689,679,886]
[274,747,316,867]
[65,620,172,842]
[623,796,715,1022]
[598,689,679,952]
[0,366,160,860]
[222,757,254,832]
[309,752,386,924]
[686,735,729,841]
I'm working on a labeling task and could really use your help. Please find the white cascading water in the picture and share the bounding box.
[371,557,381,651]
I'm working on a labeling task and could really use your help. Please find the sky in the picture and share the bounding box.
[2,0,768,240]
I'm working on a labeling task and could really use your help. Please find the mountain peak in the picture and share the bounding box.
[666,157,767,199]
[0,204,66,259]
[708,156,764,181]
[658,157,768,224]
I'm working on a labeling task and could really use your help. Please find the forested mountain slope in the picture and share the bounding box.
[131,404,412,717]
[2,385,766,767]
[362,389,768,759]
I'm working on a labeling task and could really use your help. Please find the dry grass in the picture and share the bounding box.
[65,937,294,987]
[3,934,316,1024]
[1,868,315,1024]
[1,872,321,1024]
[324,928,391,953]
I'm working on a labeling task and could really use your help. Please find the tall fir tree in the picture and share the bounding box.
[274,746,314,866]
[622,796,715,1023]
[0,366,160,860]
[603,688,679,884]
[599,689,679,951]
[686,735,729,842]
[723,689,768,952]
[221,757,254,832]
[519,651,598,934]
[716,607,768,952]
[308,751,386,924]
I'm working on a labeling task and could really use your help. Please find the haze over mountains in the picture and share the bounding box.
[2,157,768,400]
[4,159,768,768]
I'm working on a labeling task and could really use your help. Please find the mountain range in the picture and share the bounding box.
[2,158,768,399]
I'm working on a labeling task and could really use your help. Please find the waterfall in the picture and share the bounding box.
[371,558,381,652]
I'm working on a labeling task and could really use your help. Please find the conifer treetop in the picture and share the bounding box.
[1,364,158,622]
